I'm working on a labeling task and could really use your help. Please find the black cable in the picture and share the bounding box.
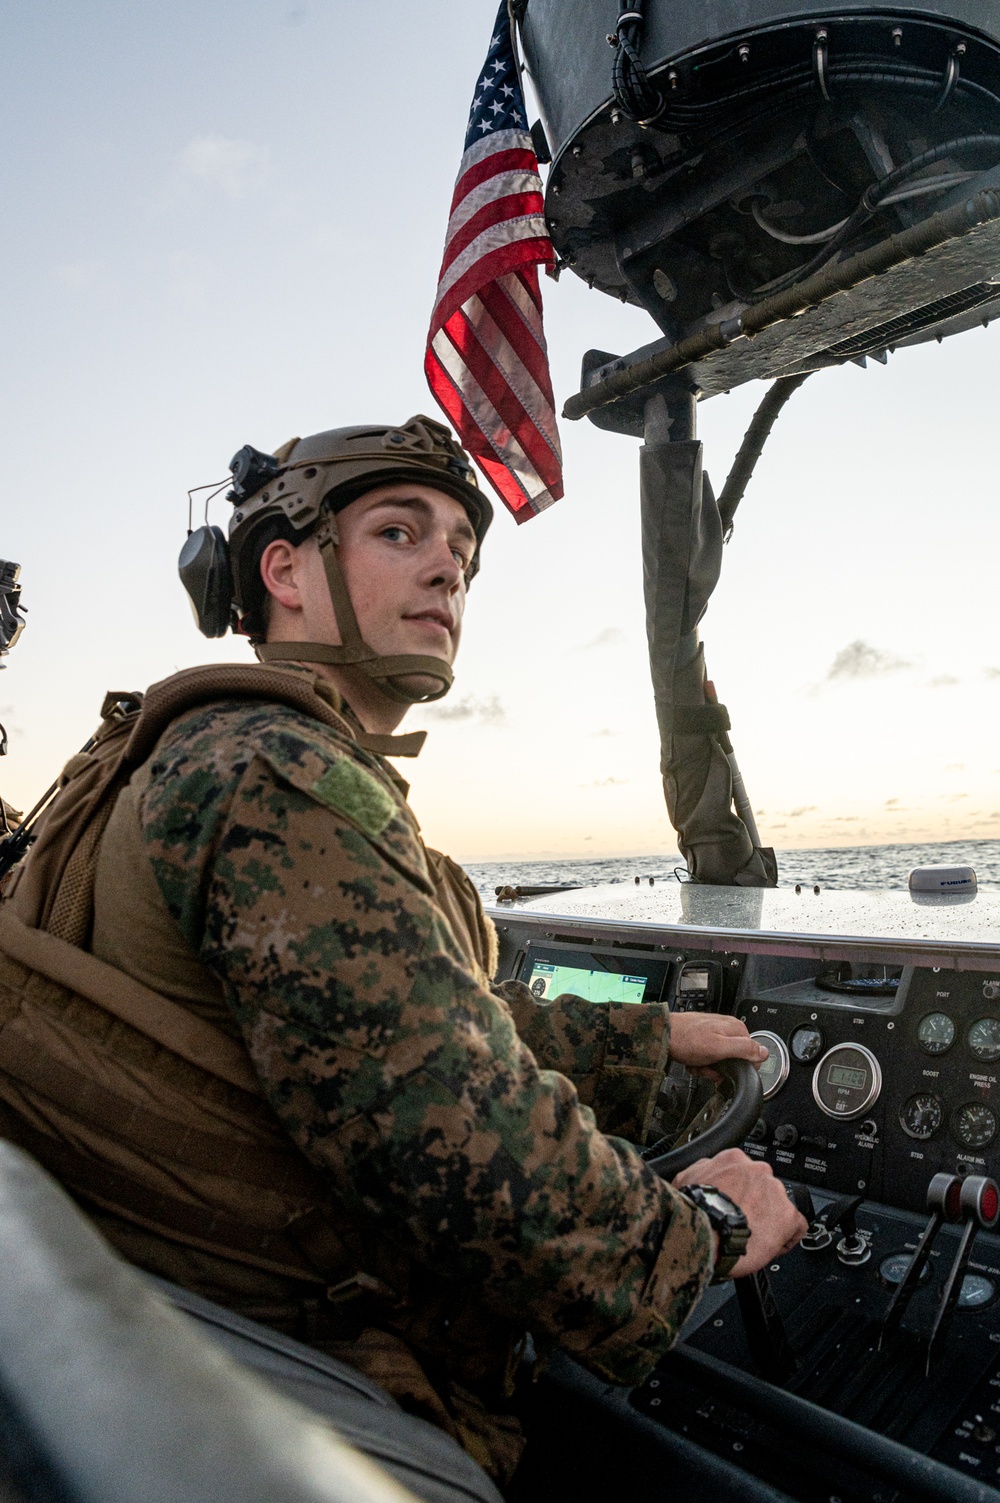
[648,57,1000,133]
[717,373,811,539]
[748,133,1000,300]
[611,2,663,124]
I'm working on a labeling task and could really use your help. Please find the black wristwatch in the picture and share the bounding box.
[681,1185,750,1283]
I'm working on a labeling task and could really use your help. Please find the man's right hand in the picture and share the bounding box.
[673,1148,808,1278]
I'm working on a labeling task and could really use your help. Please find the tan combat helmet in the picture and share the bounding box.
[180,415,491,705]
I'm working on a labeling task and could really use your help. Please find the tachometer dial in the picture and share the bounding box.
[916,1013,955,1056]
[899,1093,944,1141]
[790,1025,823,1064]
[968,1019,1000,1063]
[953,1103,999,1150]
[812,1043,882,1120]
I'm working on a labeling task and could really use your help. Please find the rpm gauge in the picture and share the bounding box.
[967,1019,1000,1063]
[953,1103,999,1150]
[899,1093,944,1141]
[916,1013,955,1056]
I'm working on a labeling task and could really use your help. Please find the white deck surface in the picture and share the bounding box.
[489,885,1000,970]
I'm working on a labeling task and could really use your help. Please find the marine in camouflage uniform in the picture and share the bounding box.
[87,665,714,1478]
[0,417,779,1483]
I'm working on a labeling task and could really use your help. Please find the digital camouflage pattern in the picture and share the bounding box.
[131,686,714,1468]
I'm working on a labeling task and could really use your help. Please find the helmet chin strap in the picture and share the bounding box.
[256,510,455,708]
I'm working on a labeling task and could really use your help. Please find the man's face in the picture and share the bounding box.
[278,482,476,682]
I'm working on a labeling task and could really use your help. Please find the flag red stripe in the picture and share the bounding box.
[449,148,538,214]
[424,347,538,518]
[476,276,554,405]
[426,331,551,508]
[440,190,546,279]
[474,452,544,520]
[442,308,562,491]
[461,289,561,453]
[430,237,555,337]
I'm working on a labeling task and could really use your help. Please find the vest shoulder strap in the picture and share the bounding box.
[7,662,357,945]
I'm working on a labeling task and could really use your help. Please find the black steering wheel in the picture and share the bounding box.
[644,1057,763,1179]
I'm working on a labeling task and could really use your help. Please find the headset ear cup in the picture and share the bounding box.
[177,526,235,638]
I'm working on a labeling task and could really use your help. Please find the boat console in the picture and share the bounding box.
[493,885,1000,1503]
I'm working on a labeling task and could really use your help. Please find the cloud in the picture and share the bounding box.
[785,806,817,818]
[885,798,899,806]
[985,667,1000,679]
[945,763,965,772]
[579,627,624,651]
[591,728,615,738]
[827,639,910,680]
[587,776,628,787]
[929,675,960,688]
[428,694,505,726]
[176,135,270,198]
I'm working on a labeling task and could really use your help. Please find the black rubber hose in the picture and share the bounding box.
[717,374,811,537]
[749,133,1000,300]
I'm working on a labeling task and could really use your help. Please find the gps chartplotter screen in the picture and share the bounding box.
[526,961,648,1005]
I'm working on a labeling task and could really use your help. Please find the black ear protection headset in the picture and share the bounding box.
[179,445,281,638]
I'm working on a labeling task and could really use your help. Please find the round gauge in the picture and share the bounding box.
[968,1018,1000,1063]
[953,1102,999,1150]
[916,1013,956,1057]
[750,1031,790,1100]
[790,1025,824,1064]
[957,1274,996,1310]
[812,1043,882,1120]
[899,1093,944,1141]
[879,1252,932,1288]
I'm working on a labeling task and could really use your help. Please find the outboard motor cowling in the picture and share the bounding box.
[521,2,1000,388]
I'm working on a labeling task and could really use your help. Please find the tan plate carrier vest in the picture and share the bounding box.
[0,666,496,1329]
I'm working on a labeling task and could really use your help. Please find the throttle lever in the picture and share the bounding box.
[879,1173,962,1351]
[925,1175,1000,1374]
[801,1192,863,1252]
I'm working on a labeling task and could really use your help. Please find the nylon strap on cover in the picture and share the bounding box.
[671,704,732,735]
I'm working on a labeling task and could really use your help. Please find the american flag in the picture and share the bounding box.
[425,1,563,523]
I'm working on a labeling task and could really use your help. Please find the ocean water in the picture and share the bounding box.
[464,838,1000,901]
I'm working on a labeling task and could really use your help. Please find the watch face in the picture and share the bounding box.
[699,1187,735,1218]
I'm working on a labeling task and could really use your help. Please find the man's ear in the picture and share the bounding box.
[259,537,304,613]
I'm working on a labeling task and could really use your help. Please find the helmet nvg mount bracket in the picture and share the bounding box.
[179,415,491,705]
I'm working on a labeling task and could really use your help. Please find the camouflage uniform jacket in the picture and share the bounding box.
[90,670,714,1460]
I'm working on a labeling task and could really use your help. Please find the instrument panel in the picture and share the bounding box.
[739,967,1000,1213]
[491,910,1000,1218]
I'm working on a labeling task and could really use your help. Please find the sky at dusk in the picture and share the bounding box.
[2,0,999,863]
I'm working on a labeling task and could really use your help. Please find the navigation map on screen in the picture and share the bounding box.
[527,961,648,1005]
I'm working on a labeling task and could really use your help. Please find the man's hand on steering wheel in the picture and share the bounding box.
[669,1011,769,1071]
